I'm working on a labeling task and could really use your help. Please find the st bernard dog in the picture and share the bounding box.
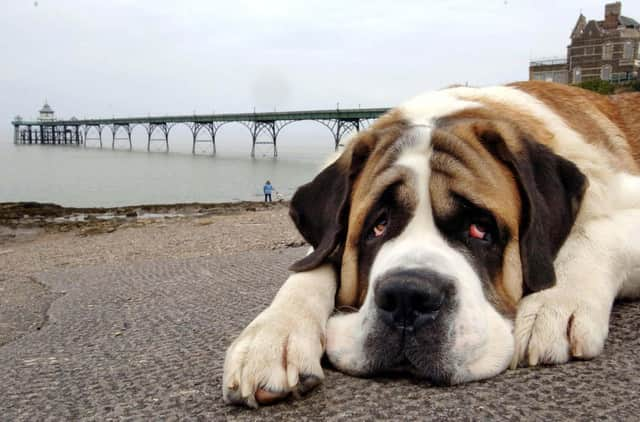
[223,81,640,408]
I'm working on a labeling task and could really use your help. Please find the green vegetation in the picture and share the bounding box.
[576,79,640,95]
[576,80,616,94]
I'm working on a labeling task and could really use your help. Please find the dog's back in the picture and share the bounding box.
[511,81,640,173]
[611,91,640,165]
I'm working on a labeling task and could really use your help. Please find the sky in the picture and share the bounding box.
[2,0,639,146]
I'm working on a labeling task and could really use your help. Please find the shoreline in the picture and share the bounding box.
[0,199,289,223]
[0,200,291,242]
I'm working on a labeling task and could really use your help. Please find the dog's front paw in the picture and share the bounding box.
[222,308,325,408]
[511,287,610,368]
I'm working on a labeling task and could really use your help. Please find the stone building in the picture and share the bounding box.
[529,2,640,84]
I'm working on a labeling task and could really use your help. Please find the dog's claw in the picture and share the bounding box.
[255,388,289,405]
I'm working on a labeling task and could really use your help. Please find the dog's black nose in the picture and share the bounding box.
[374,270,452,331]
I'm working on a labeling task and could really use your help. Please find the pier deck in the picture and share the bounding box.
[12,107,390,156]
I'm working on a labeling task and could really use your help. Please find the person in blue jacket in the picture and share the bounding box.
[263,180,274,202]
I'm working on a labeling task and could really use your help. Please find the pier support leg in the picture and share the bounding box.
[246,120,285,158]
[191,123,217,156]
[272,134,278,158]
[28,126,33,144]
[52,126,56,144]
[267,121,278,158]
[13,125,18,144]
[128,126,132,151]
[329,119,360,151]
[333,124,341,151]
[40,126,44,144]
[146,124,170,153]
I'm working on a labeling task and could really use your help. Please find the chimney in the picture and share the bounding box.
[603,2,621,29]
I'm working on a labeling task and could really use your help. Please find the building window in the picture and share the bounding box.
[603,42,613,60]
[601,65,612,81]
[573,67,582,83]
[623,42,633,59]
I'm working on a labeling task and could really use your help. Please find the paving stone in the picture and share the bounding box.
[1,247,639,420]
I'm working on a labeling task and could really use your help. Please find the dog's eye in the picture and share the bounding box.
[468,223,490,242]
[371,214,388,239]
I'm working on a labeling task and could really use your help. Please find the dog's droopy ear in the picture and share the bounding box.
[289,141,371,272]
[478,125,587,294]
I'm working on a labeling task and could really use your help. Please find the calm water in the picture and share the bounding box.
[0,141,327,207]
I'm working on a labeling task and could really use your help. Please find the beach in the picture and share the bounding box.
[0,200,303,347]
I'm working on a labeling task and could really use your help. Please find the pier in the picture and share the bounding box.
[11,107,389,157]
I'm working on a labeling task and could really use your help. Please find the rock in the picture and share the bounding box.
[196,219,215,226]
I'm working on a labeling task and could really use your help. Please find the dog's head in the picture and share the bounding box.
[289,88,587,384]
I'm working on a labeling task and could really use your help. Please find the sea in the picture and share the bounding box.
[0,137,330,207]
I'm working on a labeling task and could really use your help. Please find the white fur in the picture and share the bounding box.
[398,89,481,126]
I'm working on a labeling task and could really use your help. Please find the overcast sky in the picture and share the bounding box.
[2,0,639,143]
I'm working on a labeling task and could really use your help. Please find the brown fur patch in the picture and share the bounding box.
[338,110,411,307]
[511,81,640,173]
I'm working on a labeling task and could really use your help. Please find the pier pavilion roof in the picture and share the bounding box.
[39,102,53,114]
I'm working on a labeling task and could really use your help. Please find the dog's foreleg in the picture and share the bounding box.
[223,263,337,408]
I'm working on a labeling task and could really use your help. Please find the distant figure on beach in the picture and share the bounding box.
[263,180,273,202]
